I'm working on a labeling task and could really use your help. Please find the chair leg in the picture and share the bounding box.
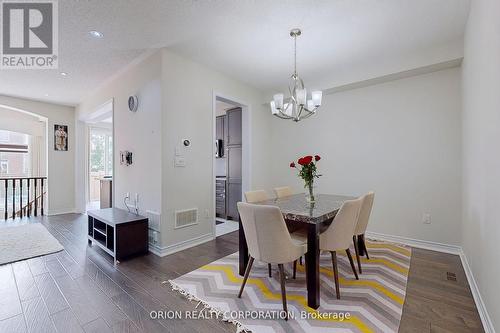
[278,264,288,320]
[268,263,272,277]
[346,249,359,280]
[362,234,370,259]
[293,260,297,279]
[330,251,340,299]
[238,256,254,298]
[353,235,362,274]
[299,256,302,265]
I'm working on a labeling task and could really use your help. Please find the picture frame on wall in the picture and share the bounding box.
[54,124,68,151]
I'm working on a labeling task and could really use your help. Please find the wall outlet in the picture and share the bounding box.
[204,209,210,218]
[422,212,431,224]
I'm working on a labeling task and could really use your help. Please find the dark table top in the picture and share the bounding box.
[253,193,356,224]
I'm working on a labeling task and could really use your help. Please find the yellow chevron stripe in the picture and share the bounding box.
[365,243,411,257]
[296,265,405,305]
[201,264,374,333]
[355,257,409,275]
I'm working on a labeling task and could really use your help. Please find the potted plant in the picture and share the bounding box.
[290,155,322,202]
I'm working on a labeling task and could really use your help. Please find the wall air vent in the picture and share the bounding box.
[175,208,198,229]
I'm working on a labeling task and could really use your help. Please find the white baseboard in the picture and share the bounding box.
[459,249,495,333]
[366,231,495,333]
[148,233,214,257]
[47,208,76,216]
[365,231,462,254]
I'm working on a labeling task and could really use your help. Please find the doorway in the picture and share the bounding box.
[85,100,113,211]
[88,127,112,209]
[213,95,250,237]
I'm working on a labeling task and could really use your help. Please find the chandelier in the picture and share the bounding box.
[270,29,322,122]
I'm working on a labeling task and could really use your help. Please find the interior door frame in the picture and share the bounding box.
[212,92,252,238]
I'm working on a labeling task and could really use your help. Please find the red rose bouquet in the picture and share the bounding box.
[290,155,322,202]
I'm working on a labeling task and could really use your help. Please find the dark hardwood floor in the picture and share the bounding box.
[0,214,484,332]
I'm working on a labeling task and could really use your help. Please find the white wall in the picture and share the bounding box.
[161,49,271,249]
[76,52,162,229]
[0,107,45,137]
[268,68,462,245]
[462,0,500,329]
[0,95,75,215]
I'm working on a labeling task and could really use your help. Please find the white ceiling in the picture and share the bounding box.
[0,0,470,106]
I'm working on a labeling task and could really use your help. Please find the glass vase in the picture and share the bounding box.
[306,182,315,203]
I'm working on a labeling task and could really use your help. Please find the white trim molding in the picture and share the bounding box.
[148,233,214,257]
[366,231,495,333]
[47,208,76,216]
[458,250,496,333]
[365,231,462,254]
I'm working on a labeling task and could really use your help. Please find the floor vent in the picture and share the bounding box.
[175,208,198,229]
[446,272,457,281]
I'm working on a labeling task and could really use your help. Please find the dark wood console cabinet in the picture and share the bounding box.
[87,208,148,265]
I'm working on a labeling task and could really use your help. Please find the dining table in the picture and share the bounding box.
[238,193,356,309]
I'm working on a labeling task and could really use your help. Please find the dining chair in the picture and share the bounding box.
[237,202,307,319]
[244,190,274,277]
[274,186,294,199]
[319,197,364,299]
[352,191,375,274]
[244,190,269,203]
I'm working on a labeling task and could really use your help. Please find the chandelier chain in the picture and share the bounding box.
[294,34,297,76]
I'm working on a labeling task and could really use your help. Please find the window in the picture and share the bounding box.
[0,130,30,177]
[106,135,113,176]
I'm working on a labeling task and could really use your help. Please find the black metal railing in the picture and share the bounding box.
[1,177,47,220]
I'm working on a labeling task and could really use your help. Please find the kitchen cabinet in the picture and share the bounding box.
[215,107,242,221]
[100,177,112,209]
[226,108,242,220]
[216,178,226,218]
[226,108,242,146]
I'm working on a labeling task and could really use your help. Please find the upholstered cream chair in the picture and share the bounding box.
[237,202,307,319]
[244,190,269,204]
[274,186,294,199]
[352,191,375,274]
[244,190,273,277]
[319,197,364,299]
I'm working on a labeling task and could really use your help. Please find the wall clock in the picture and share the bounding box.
[128,95,139,112]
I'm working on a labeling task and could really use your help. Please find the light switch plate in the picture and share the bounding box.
[422,212,431,224]
[174,156,186,167]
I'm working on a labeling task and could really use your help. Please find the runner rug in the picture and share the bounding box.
[168,239,411,333]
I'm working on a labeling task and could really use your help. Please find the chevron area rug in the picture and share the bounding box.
[169,240,411,333]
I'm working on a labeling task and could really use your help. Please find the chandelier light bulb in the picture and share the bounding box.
[273,93,284,109]
[312,91,323,107]
[296,89,307,106]
[270,101,279,115]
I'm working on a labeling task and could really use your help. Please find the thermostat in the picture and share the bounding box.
[183,139,191,147]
